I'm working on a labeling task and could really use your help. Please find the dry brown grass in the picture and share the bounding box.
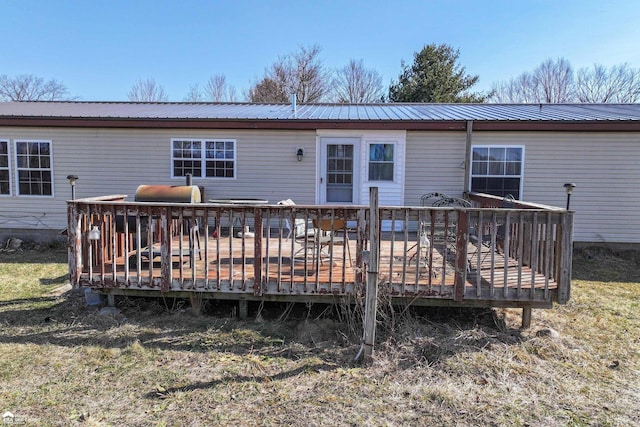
[0,246,638,426]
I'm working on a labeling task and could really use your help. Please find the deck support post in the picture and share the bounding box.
[363,187,380,362]
[190,294,202,315]
[238,299,248,319]
[521,307,532,329]
[107,293,115,307]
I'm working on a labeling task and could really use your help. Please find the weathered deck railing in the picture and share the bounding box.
[67,193,573,308]
[466,192,573,304]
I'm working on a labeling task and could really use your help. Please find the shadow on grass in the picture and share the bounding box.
[0,289,525,372]
[143,362,335,399]
[0,296,62,307]
[0,292,351,362]
[39,274,69,286]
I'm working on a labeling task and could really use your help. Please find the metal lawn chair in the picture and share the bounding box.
[468,194,515,269]
[312,218,352,267]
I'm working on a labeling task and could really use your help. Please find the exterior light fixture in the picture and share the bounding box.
[296,148,304,161]
[88,225,101,241]
[66,174,79,200]
[563,183,576,210]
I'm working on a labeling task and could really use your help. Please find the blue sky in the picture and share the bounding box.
[1,0,639,101]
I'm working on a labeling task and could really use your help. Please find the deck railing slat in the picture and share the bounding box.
[544,213,553,300]
[517,213,524,298]
[489,211,497,296]
[254,208,263,296]
[178,209,185,288]
[530,212,539,299]
[203,210,210,290]
[475,210,484,296]
[502,212,512,298]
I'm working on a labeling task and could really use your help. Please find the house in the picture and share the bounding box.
[1,101,639,247]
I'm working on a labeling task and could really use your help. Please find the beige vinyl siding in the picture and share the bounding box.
[404,131,467,205]
[0,127,317,231]
[3,125,640,245]
[472,132,640,244]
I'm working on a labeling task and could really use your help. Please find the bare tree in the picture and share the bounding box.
[576,63,640,103]
[0,74,70,101]
[184,83,204,102]
[491,59,640,104]
[490,73,540,103]
[184,76,238,102]
[248,44,330,103]
[534,58,574,103]
[204,75,237,102]
[490,58,574,103]
[128,77,168,102]
[332,59,384,103]
[227,85,238,102]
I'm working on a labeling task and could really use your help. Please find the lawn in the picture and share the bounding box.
[0,246,638,426]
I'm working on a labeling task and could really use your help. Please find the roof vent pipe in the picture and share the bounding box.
[291,93,297,116]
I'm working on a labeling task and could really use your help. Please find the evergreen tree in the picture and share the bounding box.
[388,44,487,103]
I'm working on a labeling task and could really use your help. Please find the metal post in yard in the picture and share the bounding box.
[363,187,380,362]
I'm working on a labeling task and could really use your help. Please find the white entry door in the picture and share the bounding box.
[319,137,360,204]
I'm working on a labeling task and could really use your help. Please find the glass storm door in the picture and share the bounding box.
[319,138,359,204]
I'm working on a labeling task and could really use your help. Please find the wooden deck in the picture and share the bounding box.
[70,192,571,310]
[62,191,573,336]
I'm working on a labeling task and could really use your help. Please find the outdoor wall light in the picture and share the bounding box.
[296,148,304,161]
[66,174,79,200]
[564,183,576,210]
[88,225,101,241]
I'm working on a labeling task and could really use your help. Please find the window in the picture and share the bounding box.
[0,140,9,195]
[15,140,53,196]
[368,143,394,181]
[172,138,235,179]
[471,146,523,199]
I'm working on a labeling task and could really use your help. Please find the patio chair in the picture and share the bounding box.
[420,192,449,207]
[277,199,316,262]
[468,194,515,268]
[430,196,471,262]
[408,192,462,267]
[312,218,352,267]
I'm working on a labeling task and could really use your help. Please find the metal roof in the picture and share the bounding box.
[1,101,639,121]
[1,101,639,131]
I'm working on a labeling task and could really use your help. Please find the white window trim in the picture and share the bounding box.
[366,141,397,183]
[170,138,237,180]
[14,139,55,198]
[0,139,10,196]
[469,144,525,198]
